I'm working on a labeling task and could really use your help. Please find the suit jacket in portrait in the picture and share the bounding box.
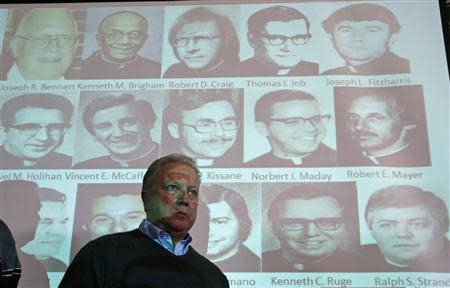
[1,146,72,170]
[322,51,410,75]
[245,144,337,167]
[240,57,319,77]
[80,51,161,79]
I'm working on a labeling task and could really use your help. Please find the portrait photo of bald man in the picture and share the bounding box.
[80,7,162,79]
[1,8,83,80]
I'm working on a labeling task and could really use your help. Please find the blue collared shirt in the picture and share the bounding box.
[138,219,192,256]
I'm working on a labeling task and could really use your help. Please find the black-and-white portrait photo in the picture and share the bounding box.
[335,85,431,167]
[163,6,240,78]
[161,89,243,167]
[1,93,77,169]
[73,91,162,168]
[80,7,162,79]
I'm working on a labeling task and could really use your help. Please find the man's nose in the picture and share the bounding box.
[110,124,125,137]
[186,39,199,52]
[303,222,320,236]
[396,224,414,238]
[111,220,127,233]
[352,29,365,42]
[354,118,367,131]
[46,37,60,51]
[280,39,293,51]
[33,126,51,141]
[118,33,132,44]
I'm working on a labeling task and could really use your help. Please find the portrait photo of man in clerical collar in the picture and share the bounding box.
[244,87,337,167]
[358,183,449,272]
[73,91,162,169]
[240,4,318,77]
[0,7,84,81]
[163,6,240,78]
[262,182,362,272]
[334,85,430,167]
[1,92,78,169]
[321,3,410,75]
[80,7,162,79]
[161,89,243,168]
[201,183,261,272]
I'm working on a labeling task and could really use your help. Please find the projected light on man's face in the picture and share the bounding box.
[11,8,77,80]
[332,20,392,65]
[369,206,441,266]
[4,107,67,163]
[266,100,327,158]
[34,201,69,258]
[207,200,240,259]
[253,19,308,69]
[98,12,148,62]
[178,100,237,159]
[91,103,147,157]
[175,21,222,70]
[273,196,345,258]
[345,95,403,154]
[89,194,145,240]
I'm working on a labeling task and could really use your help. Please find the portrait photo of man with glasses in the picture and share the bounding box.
[334,86,430,167]
[240,5,318,77]
[162,89,242,167]
[245,89,336,167]
[0,93,74,169]
[2,8,80,80]
[262,183,362,272]
[73,92,161,169]
[163,7,240,78]
[80,8,162,79]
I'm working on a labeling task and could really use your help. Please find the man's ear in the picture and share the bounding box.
[167,122,181,139]
[247,32,257,49]
[387,33,398,48]
[255,121,269,137]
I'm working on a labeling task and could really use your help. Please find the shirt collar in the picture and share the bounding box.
[7,62,65,81]
[138,219,192,256]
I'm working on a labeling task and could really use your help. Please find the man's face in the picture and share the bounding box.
[176,100,237,159]
[207,200,240,258]
[11,9,77,80]
[89,194,145,240]
[91,103,149,157]
[273,196,346,258]
[252,19,308,69]
[369,206,442,265]
[332,20,392,65]
[145,162,200,235]
[175,21,222,70]
[345,95,403,153]
[4,107,67,162]
[98,12,148,61]
[264,100,327,158]
[34,201,69,258]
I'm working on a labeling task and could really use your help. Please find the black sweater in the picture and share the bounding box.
[59,229,229,288]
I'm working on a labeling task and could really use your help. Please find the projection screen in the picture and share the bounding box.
[0,1,449,287]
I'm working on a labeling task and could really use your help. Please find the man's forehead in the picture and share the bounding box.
[159,162,199,181]
[335,20,389,29]
[39,201,67,217]
[92,103,137,121]
[102,13,146,31]
[182,100,235,120]
[208,201,234,218]
[21,9,75,35]
[264,19,307,35]
[371,206,432,220]
[177,20,218,36]
[278,196,342,218]
[91,194,142,212]
[271,99,319,117]
[14,106,65,124]
[348,95,392,114]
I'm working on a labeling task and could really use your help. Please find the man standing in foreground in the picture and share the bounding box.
[60,154,229,288]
